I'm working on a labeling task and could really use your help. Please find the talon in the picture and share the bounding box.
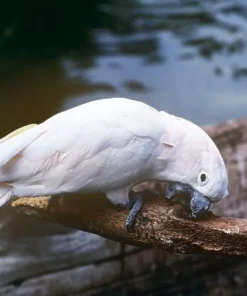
[165,182,211,218]
[190,191,211,218]
[125,216,132,232]
[165,182,191,202]
[125,196,144,232]
[165,182,177,200]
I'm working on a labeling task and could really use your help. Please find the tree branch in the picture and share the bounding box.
[11,193,247,256]
[6,117,247,257]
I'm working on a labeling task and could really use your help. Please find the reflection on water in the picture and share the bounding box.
[0,0,247,137]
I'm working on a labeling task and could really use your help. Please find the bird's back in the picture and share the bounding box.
[0,98,164,200]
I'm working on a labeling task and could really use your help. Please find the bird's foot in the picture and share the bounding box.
[165,182,211,218]
[165,182,192,203]
[125,195,144,232]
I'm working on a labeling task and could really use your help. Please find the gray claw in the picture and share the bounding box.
[165,182,192,201]
[165,182,211,218]
[190,191,211,218]
[165,182,177,200]
[126,196,144,232]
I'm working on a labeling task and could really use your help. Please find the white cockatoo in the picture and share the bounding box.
[0,98,228,230]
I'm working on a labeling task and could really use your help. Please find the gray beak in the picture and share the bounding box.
[165,182,211,218]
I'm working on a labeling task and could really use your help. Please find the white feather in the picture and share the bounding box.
[0,97,229,206]
[0,98,164,204]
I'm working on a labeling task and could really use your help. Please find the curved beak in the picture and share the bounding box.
[189,191,211,218]
[165,182,211,218]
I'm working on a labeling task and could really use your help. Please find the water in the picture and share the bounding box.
[1,0,247,137]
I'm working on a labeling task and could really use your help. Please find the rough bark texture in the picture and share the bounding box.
[11,194,247,257]
[1,117,247,295]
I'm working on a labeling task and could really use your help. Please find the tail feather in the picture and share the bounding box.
[0,125,39,208]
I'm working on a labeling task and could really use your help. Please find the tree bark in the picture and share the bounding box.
[11,193,247,257]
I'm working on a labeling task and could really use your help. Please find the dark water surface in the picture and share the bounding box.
[1,0,247,137]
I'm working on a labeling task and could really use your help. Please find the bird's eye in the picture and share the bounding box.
[200,173,207,183]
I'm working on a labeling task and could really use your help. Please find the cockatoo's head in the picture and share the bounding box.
[165,145,228,218]
[158,112,229,218]
[191,147,229,203]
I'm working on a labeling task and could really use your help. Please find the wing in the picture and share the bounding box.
[0,98,161,197]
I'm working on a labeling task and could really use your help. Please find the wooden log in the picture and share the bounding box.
[11,193,247,257]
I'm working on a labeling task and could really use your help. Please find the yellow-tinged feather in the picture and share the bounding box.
[0,124,37,143]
